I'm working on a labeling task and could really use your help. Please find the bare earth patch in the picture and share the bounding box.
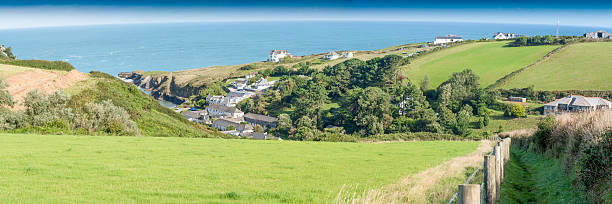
[336,140,494,204]
[3,69,87,109]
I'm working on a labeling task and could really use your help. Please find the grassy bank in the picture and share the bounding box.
[503,42,612,90]
[0,133,479,203]
[0,59,75,71]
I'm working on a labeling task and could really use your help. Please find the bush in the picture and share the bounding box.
[239,64,255,70]
[78,100,139,135]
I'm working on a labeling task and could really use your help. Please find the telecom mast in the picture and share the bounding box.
[556,19,560,37]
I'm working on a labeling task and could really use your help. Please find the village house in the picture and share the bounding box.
[342,51,354,58]
[584,30,611,39]
[212,118,253,133]
[434,35,464,44]
[323,51,340,60]
[244,113,278,130]
[231,78,248,90]
[494,32,517,40]
[181,110,210,124]
[268,49,291,62]
[245,72,257,79]
[543,95,612,115]
[206,104,244,118]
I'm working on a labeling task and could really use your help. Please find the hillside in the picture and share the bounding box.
[400,41,560,87]
[0,133,479,203]
[0,64,219,137]
[502,42,612,90]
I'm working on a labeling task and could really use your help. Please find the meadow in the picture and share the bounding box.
[0,134,478,203]
[502,42,612,90]
[401,41,559,87]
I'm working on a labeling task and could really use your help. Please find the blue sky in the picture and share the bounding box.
[1,0,611,29]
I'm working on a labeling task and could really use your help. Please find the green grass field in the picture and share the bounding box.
[401,41,559,88]
[503,42,612,90]
[0,134,478,203]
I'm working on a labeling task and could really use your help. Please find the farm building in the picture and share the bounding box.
[543,95,612,115]
[494,32,517,40]
[244,113,278,130]
[434,35,463,44]
[342,51,354,58]
[323,51,340,60]
[584,30,611,39]
[507,96,527,103]
[206,104,244,118]
[268,49,291,62]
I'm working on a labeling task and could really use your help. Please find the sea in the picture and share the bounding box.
[0,21,607,76]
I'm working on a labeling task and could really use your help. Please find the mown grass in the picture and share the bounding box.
[0,134,479,203]
[471,110,541,137]
[503,42,612,90]
[500,147,585,203]
[401,41,559,87]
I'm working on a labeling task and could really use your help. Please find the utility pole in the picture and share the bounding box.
[556,19,560,37]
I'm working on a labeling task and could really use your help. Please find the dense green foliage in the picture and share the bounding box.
[0,59,75,71]
[508,35,576,47]
[71,72,220,137]
[0,133,478,203]
[0,46,16,60]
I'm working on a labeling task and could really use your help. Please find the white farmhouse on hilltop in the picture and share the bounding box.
[268,49,291,62]
[434,35,463,44]
[494,32,517,39]
[323,51,340,60]
[584,30,612,39]
[342,51,353,58]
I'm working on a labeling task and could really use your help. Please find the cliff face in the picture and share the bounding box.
[128,72,204,105]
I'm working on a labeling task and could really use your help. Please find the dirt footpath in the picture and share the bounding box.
[3,69,88,109]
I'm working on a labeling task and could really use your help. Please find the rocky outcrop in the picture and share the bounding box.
[127,71,205,105]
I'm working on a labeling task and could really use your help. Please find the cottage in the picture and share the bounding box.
[206,104,244,118]
[212,118,252,132]
[268,49,291,62]
[543,95,612,115]
[245,72,257,79]
[584,30,612,39]
[434,35,463,44]
[181,110,210,124]
[494,32,517,40]
[323,51,340,60]
[244,113,278,130]
[342,51,354,58]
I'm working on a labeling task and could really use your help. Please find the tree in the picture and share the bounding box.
[339,87,392,136]
[437,69,480,111]
[483,111,490,127]
[295,115,313,129]
[477,117,485,129]
[438,106,457,133]
[278,113,292,130]
[455,105,473,136]
[291,81,328,120]
[509,104,526,118]
[236,98,255,113]
[253,125,264,133]
[420,75,430,92]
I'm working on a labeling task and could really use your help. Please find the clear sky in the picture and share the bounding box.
[1,0,611,29]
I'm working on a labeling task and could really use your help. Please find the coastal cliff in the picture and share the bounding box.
[128,71,203,105]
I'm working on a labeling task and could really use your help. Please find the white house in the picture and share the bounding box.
[206,104,244,118]
[230,78,248,90]
[494,32,517,40]
[342,51,354,58]
[268,49,291,62]
[434,35,464,44]
[212,118,253,133]
[323,51,340,60]
[543,95,612,115]
[584,30,612,39]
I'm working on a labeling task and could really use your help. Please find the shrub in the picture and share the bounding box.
[239,64,255,70]
[78,100,139,135]
[509,104,526,118]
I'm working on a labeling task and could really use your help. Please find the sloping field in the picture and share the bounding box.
[401,41,559,88]
[0,134,478,203]
[502,42,612,90]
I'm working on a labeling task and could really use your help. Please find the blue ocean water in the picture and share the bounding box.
[0,21,605,75]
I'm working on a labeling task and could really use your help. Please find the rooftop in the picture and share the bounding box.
[244,113,278,123]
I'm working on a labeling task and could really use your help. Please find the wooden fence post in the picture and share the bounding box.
[484,155,496,204]
[497,142,504,181]
[494,145,502,201]
[458,184,481,204]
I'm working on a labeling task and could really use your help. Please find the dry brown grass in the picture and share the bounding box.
[335,140,495,204]
[553,110,612,146]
